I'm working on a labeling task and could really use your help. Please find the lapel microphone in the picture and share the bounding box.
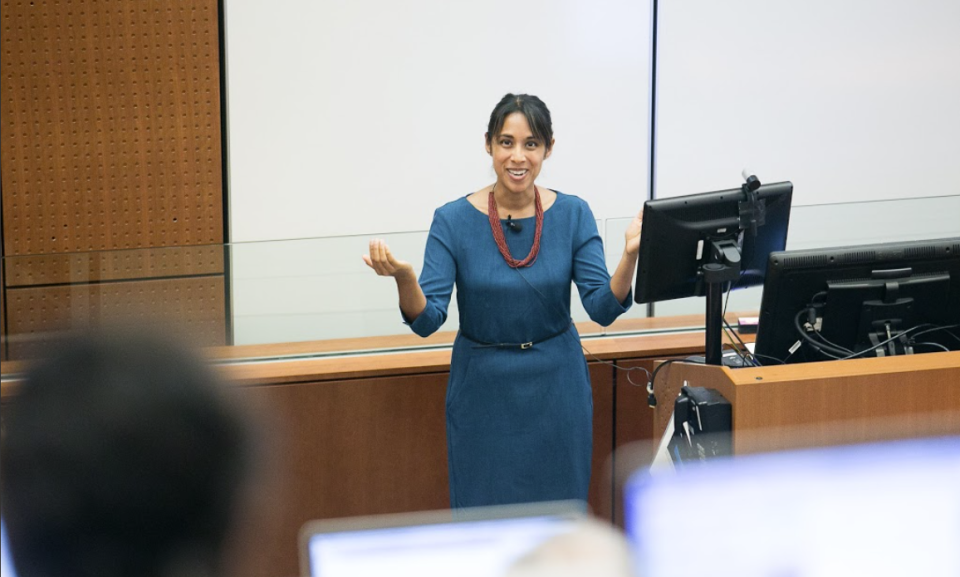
[506,215,523,233]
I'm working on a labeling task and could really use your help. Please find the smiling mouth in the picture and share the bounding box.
[507,169,528,178]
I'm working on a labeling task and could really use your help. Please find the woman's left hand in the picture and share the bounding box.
[624,208,643,257]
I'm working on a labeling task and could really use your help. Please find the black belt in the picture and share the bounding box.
[459,322,573,350]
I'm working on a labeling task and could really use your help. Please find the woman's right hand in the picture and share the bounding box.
[363,239,415,279]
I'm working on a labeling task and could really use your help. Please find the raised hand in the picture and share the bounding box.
[624,208,643,257]
[363,239,415,279]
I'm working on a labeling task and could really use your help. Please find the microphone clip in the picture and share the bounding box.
[505,215,522,233]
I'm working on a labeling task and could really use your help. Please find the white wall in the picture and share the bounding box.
[225,0,653,242]
[647,0,960,321]
[654,0,960,204]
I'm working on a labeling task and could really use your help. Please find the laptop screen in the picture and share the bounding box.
[625,436,960,577]
[301,502,584,577]
[1,519,17,577]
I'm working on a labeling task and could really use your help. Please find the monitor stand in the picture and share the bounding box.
[702,239,742,365]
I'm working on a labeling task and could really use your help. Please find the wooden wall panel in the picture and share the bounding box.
[237,373,451,577]
[612,358,659,527]
[1,0,224,254]
[588,362,615,520]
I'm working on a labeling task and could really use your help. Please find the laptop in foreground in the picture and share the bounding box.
[300,500,585,577]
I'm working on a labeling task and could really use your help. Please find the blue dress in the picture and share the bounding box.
[407,191,631,507]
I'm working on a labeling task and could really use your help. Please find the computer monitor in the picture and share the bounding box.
[753,237,960,365]
[635,180,793,363]
[624,436,960,577]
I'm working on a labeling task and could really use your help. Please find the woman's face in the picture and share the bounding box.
[486,112,553,196]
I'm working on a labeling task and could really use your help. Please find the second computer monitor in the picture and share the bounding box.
[754,237,960,364]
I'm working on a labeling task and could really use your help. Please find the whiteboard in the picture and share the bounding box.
[654,0,960,204]
[225,0,653,242]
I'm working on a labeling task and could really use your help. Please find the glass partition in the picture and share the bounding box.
[1,244,230,364]
[2,195,956,368]
[229,232,435,345]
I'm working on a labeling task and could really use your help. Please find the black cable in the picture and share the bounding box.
[912,342,950,353]
[715,280,760,367]
[793,308,852,358]
[794,307,851,355]
[911,323,960,343]
[837,323,931,361]
[645,358,688,408]
[812,326,856,357]
[802,291,865,357]
[794,291,852,358]
[722,317,760,366]
[834,322,959,361]
[751,352,787,365]
[795,319,959,363]
[580,346,653,388]
[811,346,846,360]
[719,282,741,354]
[794,299,852,357]
[721,323,746,358]
[810,290,829,306]
[902,324,959,354]
[722,280,733,319]
[941,328,960,345]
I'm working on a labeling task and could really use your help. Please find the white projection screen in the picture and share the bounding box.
[224,0,654,242]
[654,0,960,205]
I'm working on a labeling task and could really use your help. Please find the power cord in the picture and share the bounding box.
[643,358,687,408]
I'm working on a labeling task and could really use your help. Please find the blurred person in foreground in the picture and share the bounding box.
[505,518,637,577]
[1,329,261,577]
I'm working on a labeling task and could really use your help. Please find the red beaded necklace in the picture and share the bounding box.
[487,184,543,268]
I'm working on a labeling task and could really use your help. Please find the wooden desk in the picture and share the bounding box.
[653,351,960,454]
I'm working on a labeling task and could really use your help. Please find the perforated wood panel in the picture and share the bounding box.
[1,0,226,354]
[1,0,224,255]
[6,276,227,359]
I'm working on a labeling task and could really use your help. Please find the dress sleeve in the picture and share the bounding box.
[406,208,457,337]
[572,201,632,326]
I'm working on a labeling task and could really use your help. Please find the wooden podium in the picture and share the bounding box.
[653,351,960,455]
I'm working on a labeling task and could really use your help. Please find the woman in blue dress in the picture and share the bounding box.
[364,94,642,507]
